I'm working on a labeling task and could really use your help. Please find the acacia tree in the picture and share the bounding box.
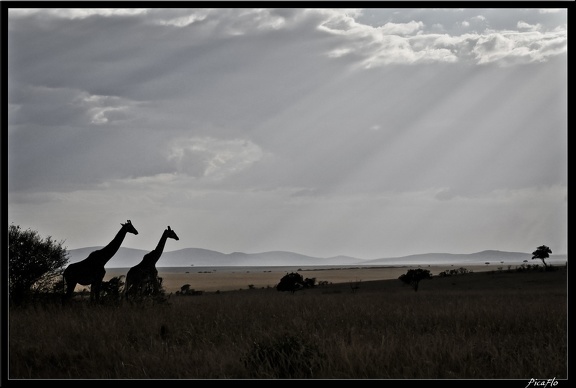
[399,268,432,292]
[277,272,312,293]
[532,245,552,268]
[8,224,69,305]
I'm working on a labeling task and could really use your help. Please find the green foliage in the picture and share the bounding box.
[532,245,552,268]
[8,224,69,305]
[243,334,323,378]
[398,268,432,291]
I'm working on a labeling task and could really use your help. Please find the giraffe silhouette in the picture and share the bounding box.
[63,220,138,303]
[125,226,179,299]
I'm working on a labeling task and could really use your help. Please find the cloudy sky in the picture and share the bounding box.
[6,7,568,260]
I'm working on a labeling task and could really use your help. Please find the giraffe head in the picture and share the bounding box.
[121,220,139,235]
[166,226,179,241]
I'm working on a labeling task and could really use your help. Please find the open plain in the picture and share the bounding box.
[104,263,538,293]
[9,263,567,379]
[9,266,568,378]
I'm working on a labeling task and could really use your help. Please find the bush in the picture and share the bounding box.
[398,268,432,292]
[438,267,472,277]
[100,276,125,303]
[276,272,305,293]
[8,224,69,305]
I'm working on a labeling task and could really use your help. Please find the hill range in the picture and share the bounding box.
[66,247,568,268]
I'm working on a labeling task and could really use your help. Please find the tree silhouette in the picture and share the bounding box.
[8,224,69,305]
[398,268,432,292]
[532,245,552,268]
[276,272,307,293]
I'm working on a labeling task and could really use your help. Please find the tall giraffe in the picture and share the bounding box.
[63,220,138,302]
[125,226,179,299]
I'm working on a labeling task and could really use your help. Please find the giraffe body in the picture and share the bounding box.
[63,220,138,302]
[125,226,179,299]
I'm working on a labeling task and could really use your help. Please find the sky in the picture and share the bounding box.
[5,7,568,260]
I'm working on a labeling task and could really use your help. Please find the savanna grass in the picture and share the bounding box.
[8,266,567,379]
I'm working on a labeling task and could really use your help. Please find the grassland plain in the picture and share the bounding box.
[103,263,531,293]
[8,265,567,380]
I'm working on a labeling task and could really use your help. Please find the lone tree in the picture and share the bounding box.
[399,268,432,292]
[276,272,315,294]
[8,224,69,305]
[532,245,552,268]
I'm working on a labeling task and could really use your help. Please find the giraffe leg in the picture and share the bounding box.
[63,281,76,304]
[92,281,102,302]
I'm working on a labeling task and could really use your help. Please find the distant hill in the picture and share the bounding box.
[363,250,568,266]
[66,246,146,266]
[66,247,567,268]
[66,247,365,268]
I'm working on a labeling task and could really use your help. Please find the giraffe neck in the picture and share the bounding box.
[151,230,169,262]
[141,230,169,267]
[97,227,128,265]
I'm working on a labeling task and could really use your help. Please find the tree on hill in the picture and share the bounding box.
[532,245,552,268]
[398,268,432,292]
[8,224,69,305]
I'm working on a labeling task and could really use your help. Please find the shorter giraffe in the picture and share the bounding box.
[125,226,179,299]
[63,220,138,303]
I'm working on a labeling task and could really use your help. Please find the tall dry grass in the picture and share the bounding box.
[8,267,567,379]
